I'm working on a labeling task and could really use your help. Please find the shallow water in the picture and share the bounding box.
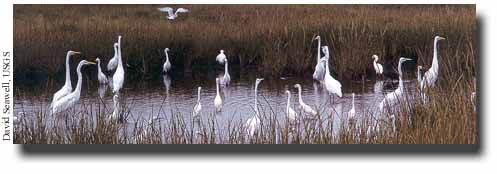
[14,69,419,140]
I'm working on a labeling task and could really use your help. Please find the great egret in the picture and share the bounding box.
[107,43,119,71]
[220,59,231,86]
[112,36,124,94]
[163,48,171,73]
[158,7,189,20]
[294,84,317,116]
[52,50,80,105]
[348,93,356,119]
[96,58,108,84]
[285,90,297,122]
[246,78,264,136]
[372,55,384,75]
[51,60,96,114]
[216,49,227,64]
[214,78,222,112]
[421,36,445,90]
[193,87,202,117]
[322,46,342,100]
[379,57,412,111]
[312,36,326,81]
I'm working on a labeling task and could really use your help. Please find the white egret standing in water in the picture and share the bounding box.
[52,50,80,105]
[312,36,326,81]
[112,36,124,94]
[158,7,190,20]
[246,78,264,136]
[322,46,342,102]
[379,57,412,111]
[220,59,231,86]
[96,58,108,84]
[214,78,222,112]
[193,87,202,117]
[372,55,383,75]
[285,90,297,122]
[216,49,227,64]
[51,60,96,114]
[163,48,171,73]
[294,84,317,116]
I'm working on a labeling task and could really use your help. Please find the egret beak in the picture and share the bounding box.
[439,37,446,40]
[88,61,96,65]
[73,52,81,54]
[405,58,412,61]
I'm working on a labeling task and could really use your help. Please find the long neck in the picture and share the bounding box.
[287,93,291,112]
[75,64,83,97]
[118,39,123,67]
[351,94,355,110]
[113,45,118,58]
[297,86,303,104]
[432,39,439,74]
[398,62,404,90]
[64,52,72,87]
[417,68,422,83]
[197,89,201,103]
[165,50,169,62]
[216,80,219,95]
[325,58,330,76]
[224,61,229,74]
[254,84,259,113]
[97,61,102,74]
[316,38,321,62]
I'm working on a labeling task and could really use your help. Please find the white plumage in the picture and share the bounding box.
[163,48,171,73]
[52,50,80,105]
[294,84,317,116]
[107,36,121,71]
[246,78,264,137]
[312,36,326,81]
[51,60,95,114]
[379,57,412,111]
[96,58,108,84]
[158,7,189,20]
[421,36,445,90]
[110,94,120,121]
[193,87,202,117]
[214,78,223,112]
[220,60,231,86]
[285,90,297,122]
[322,46,342,98]
[372,55,383,75]
[112,35,124,94]
[348,93,356,119]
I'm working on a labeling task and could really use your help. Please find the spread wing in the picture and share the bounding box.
[176,8,189,13]
[158,7,174,16]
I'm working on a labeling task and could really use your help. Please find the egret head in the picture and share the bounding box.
[255,78,264,85]
[285,90,291,95]
[372,55,378,60]
[435,36,446,41]
[68,50,81,55]
[294,84,301,89]
[118,35,122,40]
[220,50,224,53]
[417,66,423,70]
[314,35,321,40]
[114,42,119,48]
[95,58,101,63]
[165,48,170,52]
[198,86,202,92]
[216,77,219,83]
[399,57,412,64]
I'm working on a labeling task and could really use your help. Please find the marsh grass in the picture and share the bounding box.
[14,5,475,86]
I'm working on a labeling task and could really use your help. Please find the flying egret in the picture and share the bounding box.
[220,59,231,86]
[216,50,227,64]
[158,7,189,20]
[214,78,222,112]
[163,48,171,73]
[193,87,202,117]
[372,55,384,75]
[96,58,108,84]
[294,84,317,116]
[285,90,297,122]
[379,57,412,111]
[312,36,326,82]
[421,36,445,90]
[348,93,356,119]
[246,78,264,137]
[112,36,124,94]
[107,43,119,71]
[51,60,96,114]
[52,50,80,105]
[322,46,342,101]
